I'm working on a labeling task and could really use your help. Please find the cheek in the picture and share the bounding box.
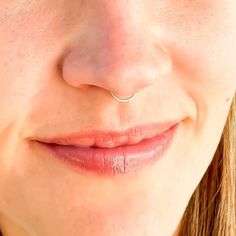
[147,0,236,104]
[0,9,56,127]
[172,32,236,123]
[167,8,236,98]
[152,2,236,129]
[0,0,76,112]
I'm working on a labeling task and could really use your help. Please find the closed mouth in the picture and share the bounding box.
[34,120,180,148]
[33,122,180,175]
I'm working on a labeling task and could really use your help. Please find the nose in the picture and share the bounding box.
[61,2,172,98]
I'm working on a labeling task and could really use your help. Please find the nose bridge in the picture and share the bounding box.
[94,3,156,78]
[99,0,145,41]
[89,0,151,64]
[61,1,172,97]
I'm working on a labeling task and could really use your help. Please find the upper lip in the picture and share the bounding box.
[35,120,180,148]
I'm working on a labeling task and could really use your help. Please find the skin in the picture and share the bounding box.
[0,0,235,235]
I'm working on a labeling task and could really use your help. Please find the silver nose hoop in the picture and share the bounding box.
[110,91,136,103]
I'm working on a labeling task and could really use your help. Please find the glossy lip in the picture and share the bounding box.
[32,121,181,176]
[35,120,180,148]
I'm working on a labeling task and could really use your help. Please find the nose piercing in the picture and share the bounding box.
[110,91,136,103]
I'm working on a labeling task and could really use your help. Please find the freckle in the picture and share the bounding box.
[225,97,230,102]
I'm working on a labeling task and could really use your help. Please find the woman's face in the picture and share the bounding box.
[0,1,235,236]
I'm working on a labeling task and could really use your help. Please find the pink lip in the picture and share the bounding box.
[32,121,180,176]
[35,120,179,148]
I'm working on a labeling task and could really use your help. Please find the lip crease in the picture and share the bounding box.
[32,122,181,176]
[35,120,180,148]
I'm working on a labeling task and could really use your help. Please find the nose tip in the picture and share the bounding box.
[61,41,172,98]
[60,9,172,98]
[102,45,171,97]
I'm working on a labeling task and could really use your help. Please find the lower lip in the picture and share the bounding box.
[33,123,179,176]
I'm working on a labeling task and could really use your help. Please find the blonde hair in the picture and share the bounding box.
[177,94,236,236]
